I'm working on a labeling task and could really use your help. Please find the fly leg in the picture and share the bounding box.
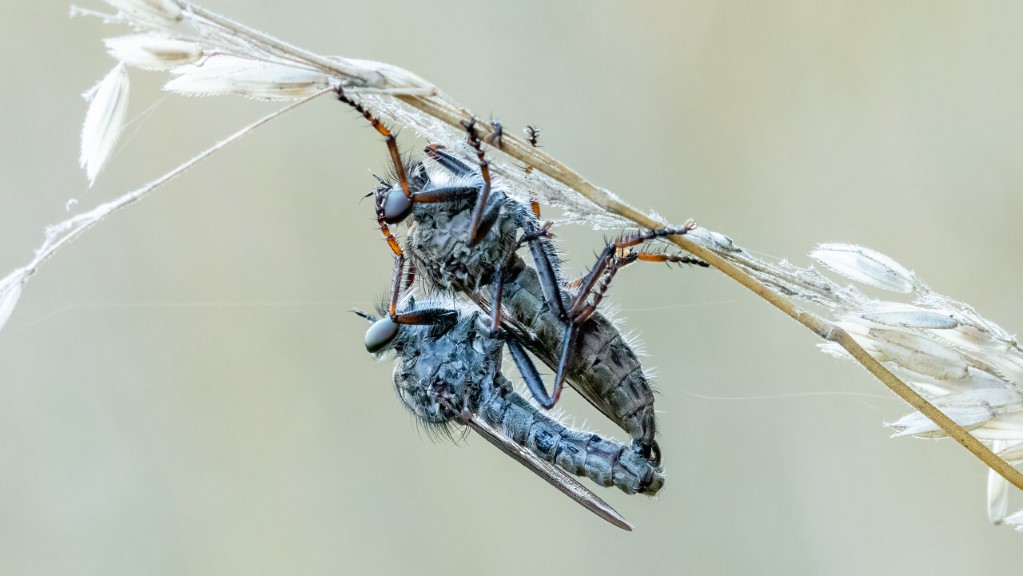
[566,223,701,323]
[462,117,495,247]
[336,87,413,211]
[555,224,700,462]
[481,250,562,408]
[485,220,572,409]
[424,143,475,177]
[514,224,699,447]
[563,250,707,290]
[338,87,481,227]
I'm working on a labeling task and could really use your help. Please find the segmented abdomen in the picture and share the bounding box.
[501,260,658,454]
[479,380,664,495]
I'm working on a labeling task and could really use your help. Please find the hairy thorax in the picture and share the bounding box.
[392,311,500,425]
[407,201,519,293]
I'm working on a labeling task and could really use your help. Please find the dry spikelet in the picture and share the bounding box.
[808,244,1023,522]
[164,55,332,100]
[104,34,201,69]
[79,62,129,185]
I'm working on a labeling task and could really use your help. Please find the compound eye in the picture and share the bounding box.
[381,189,413,224]
[365,317,400,353]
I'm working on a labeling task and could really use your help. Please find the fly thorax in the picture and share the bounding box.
[391,326,459,423]
[408,207,517,293]
[390,314,498,423]
[394,354,466,424]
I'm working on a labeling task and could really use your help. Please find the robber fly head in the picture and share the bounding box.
[357,295,458,355]
[376,160,433,224]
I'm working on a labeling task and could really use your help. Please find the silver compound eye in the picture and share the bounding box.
[365,317,399,353]
[381,188,413,224]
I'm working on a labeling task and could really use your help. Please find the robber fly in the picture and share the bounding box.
[358,295,664,530]
[338,88,706,464]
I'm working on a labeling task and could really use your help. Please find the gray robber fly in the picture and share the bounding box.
[338,88,706,465]
[357,294,664,530]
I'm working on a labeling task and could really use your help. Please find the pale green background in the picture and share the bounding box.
[2,1,1022,575]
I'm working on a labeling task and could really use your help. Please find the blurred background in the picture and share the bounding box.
[2,1,1023,574]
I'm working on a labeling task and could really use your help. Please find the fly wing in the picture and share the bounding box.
[460,411,633,531]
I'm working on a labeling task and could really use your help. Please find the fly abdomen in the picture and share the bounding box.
[500,259,658,457]
[480,383,664,495]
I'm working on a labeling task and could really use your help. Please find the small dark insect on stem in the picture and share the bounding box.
[525,125,541,149]
[485,119,504,148]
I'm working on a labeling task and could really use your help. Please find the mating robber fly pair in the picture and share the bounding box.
[340,88,706,529]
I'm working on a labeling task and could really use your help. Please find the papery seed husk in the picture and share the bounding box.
[165,56,331,101]
[105,35,201,70]
[892,367,1008,398]
[0,278,23,333]
[893,408,992,436]
[817,341,850,360]
[970,412,1023,441]
[918,291,1017,341]
[910,380,957,398]
[930,325,1023,392]
[80,63,130,185]
[860,308,958,330]
[225,70,333,100]
[997,441,1023,464]
[889,388,1023,437]
[810,243,916,293]
[963,365,1015,390]
[870,328,970,382]
[989,449,1010,524]
[834,320,874,340]
[163,75,232,97]
[1006,509,1023,532]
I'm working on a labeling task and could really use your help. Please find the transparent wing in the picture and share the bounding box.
[460,411,633,531]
